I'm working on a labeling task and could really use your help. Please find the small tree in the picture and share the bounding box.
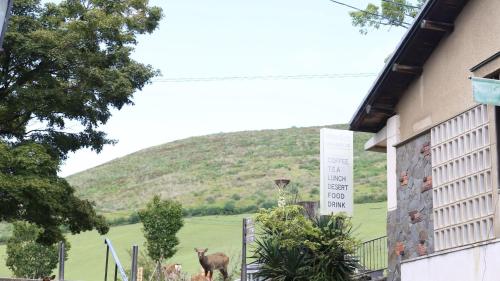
[139,196,184,261]
[6,222,70,278]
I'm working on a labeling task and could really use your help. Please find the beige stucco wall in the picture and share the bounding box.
[396,0,500,141]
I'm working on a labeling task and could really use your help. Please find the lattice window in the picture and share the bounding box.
[431,105,494,251]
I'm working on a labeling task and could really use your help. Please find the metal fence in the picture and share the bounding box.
[355,235,388,274]
[245,263,263,281]
[104,238,138,281]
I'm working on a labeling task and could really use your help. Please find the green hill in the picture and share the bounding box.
[67,125,387,215]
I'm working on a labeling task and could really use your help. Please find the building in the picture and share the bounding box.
[349,0,500,280]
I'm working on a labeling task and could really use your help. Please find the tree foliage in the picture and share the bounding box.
[0,0,162,244]
[1,0,162,159]
[0,142,109,244]
[345,0,426,34]
[254,206,359,281]
[139,196,184,261]
[255,205,318,250]
[6,221,70,278]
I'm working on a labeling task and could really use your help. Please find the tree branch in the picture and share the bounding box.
[381,0,419,9]
[328,0,412,27]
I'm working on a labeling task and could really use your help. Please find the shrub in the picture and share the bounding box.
[354,192,387,204]
[260,201,277,209]
[206,196,216,204]
[309,188,319,195]
[253,238,310,280]
[183,204,260,217]
[231,194,241,201]
[139,196,184,261]
[107,212,141,227]
[309,215,359,280]
[241,205,258,213]
[256,198,265,205]
[6,222,70,278]
[223,201,236,214]
[253,206,359,281]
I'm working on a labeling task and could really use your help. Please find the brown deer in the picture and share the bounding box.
[191,268,210,281]
[42,276,55,281]
[194,248,229,281]
[162,263,182,280]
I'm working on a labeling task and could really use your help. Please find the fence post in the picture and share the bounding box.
[131,245,139,281]
[138,267,143,281]
[104,244,110,281]
[58,241,65,281]
[241,218,247,281]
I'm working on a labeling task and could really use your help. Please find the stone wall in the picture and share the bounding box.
[387,133,434,281]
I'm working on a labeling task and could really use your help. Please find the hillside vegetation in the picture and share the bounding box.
[67,125,387,214]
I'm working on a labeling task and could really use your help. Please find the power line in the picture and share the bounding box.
[152,72,377,83]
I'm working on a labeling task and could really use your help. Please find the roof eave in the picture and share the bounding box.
[349,0,439,133]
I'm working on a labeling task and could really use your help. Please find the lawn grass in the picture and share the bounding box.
[0,202,386,280]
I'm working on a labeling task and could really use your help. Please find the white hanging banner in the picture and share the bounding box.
[320,128,354,216]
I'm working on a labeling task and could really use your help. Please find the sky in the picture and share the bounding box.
[59,0,408,177]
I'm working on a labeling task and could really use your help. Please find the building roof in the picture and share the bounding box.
[349,0,469,133]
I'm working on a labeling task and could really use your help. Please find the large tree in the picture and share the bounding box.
[0,0,162,244]
[330,0,425,34]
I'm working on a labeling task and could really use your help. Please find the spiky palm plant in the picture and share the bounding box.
[253,237,311,281]
[309,215,360,281]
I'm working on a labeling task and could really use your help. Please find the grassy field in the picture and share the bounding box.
[0,202,386,280]
[67,125,387,215]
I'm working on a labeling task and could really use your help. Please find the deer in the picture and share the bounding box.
[42,276,55,281]
[194,248,229,281]
[162,263,182,280]
[191,268,210,281]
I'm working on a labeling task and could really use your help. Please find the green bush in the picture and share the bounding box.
[241,205,258,213]
[231,194,241,201]
[354,192,387,204]
[107,212,141,227]
[6,222,70,278]
[253,206,359,281]
[260,201,277,209]
[223,201,236,214]
[309,188,319,195]
[183,204,260,217]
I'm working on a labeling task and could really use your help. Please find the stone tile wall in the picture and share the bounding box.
[387,133,434,281]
